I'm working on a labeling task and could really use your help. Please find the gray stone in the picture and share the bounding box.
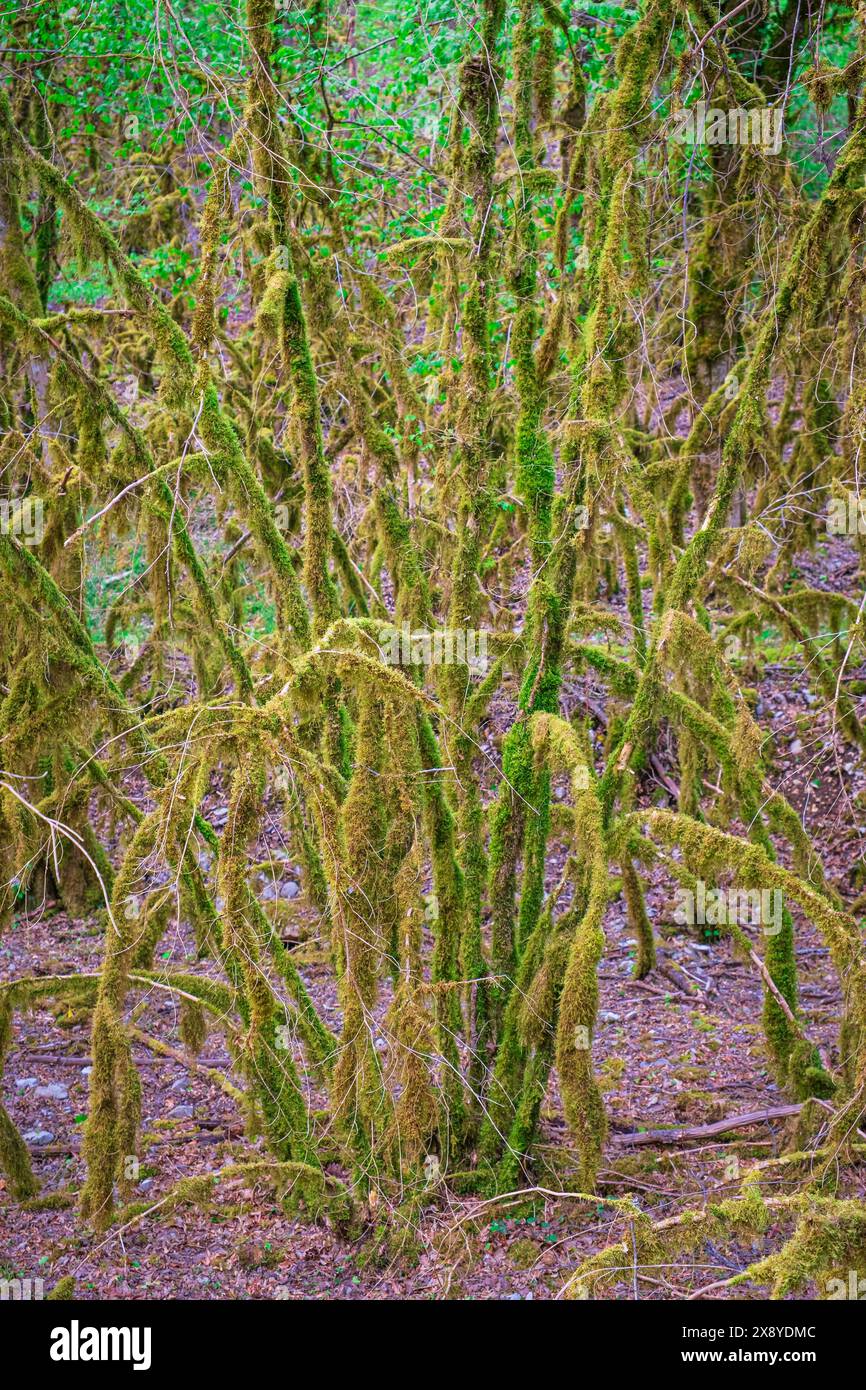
[169,1104,194,1119]
[24,1129,54,1145]
[35,1083,68,1101]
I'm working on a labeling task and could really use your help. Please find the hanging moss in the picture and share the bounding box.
[622,857,656,978]
[0,996,39,1200]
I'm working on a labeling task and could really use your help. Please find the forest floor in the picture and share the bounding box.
[2,536,865,1301]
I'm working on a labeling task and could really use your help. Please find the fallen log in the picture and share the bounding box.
[610,1104,802,1145]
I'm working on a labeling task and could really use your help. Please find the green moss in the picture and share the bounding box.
[46,1276,76,1300]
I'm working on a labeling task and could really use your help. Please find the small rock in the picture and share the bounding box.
[170,1077,189,1093]
[15,1077,38,1090]
[260,881,277,901]
[24,1129,54,1145]
[139,1178,154,1191]
[598,1011,620,1024]
[280,880,300,900]
[789,738,803,754]
[169,1104,194,1119]
[35,1083,68,1101]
